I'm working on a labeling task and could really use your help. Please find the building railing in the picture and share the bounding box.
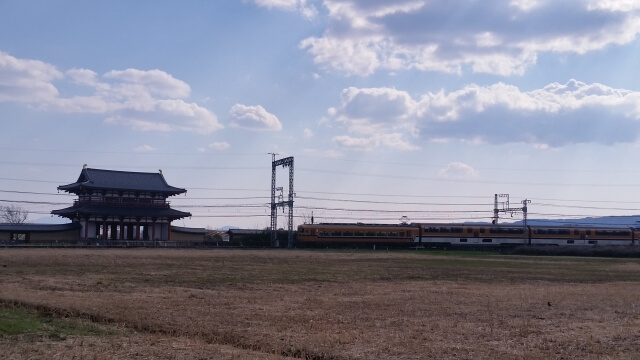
[73,199,171,208]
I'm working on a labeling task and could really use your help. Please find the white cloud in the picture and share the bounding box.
[0,52,222,134]
[303,128,314,138]
[209,141,230,150]
[252,0,318,19]
[66,68,106,89]
[332,133,419,151]
[438,162,478,178]
[133,144,156,152]
[332,135,376,151]
[229,104,283,131]
[303,148,343,158]
[300,0,640,76]
[328,87,420,151]
[0,51,62,103]
[104,68,191,98]
[327,80,640,148]
[105,116,173,132]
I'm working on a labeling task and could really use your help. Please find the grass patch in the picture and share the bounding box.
[0,306,111,340]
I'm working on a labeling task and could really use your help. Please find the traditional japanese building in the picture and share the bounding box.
[52,165,191,241]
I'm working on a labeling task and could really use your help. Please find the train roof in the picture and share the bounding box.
[300,222,635,230]
[300,223,419,228]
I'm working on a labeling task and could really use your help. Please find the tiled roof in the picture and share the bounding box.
[0,223,81,232]
[171,226,206,234]
[58,168,187,195]
[52,205,191,220]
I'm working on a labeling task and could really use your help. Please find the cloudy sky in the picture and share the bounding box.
[2,0,640,229]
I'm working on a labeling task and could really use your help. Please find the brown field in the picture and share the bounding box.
[1,248,640,359]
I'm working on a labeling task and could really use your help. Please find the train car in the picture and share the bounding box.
[297,223,419,247]
[417,224,638,247]
[531,226,636,246]
[416,224,528,248]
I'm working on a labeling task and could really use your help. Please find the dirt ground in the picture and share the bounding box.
[1,248,639,359]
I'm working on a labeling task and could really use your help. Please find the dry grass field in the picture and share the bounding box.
[1,248,640,359]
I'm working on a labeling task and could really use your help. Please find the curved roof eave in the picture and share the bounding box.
[51,206,192,220]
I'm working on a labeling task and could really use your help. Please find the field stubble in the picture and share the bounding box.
[1,249,640,359]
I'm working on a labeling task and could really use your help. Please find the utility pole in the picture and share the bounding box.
[269,154,295,248]
[269,153,278,247]
[521,199,531,245]
[493,194,531,244]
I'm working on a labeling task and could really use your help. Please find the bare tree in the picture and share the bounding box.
[1,204,29,224]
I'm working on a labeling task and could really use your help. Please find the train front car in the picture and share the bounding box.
[296,223,419,248]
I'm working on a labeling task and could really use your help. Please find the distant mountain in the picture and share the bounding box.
[498,215,640,228]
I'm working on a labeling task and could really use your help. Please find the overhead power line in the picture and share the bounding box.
[297,195,490,206]
[5,146,640,176]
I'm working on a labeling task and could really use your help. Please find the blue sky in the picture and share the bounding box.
[2,0,640,229]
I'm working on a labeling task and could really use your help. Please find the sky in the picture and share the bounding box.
[2,0,640,230]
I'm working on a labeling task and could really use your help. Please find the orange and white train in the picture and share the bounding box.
[296,223,639,247]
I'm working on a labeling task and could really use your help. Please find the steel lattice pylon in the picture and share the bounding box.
[492,194,531,245]
[270,156,294,248]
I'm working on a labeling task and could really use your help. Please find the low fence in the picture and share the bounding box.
[0,240,225,248]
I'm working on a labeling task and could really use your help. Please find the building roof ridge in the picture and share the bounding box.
[58,166,187,195]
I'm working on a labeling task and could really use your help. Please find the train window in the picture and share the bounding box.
[366,231,375,236]
[399,231,405,237]
[451,227,463,233]
[558,230,570,235]
[586,230,592,235]
[466,228,473,234]
[355,231,365,236]
[567,240,574,244]
[343,231,353,236]
[459,239,467,243]
[482,239,492,243]
[479,228,485,234]
[573,230,580,235]
[595,230,625,236]
[389,232,399,237]
[377,232,387,236]
[331,231,341,236]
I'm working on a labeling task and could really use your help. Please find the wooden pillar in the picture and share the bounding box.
[84,217,89,240]
[167,219,171,241]
[136,218,141,240]
[152,218,157,241]
[110,224,118,240]
[119,217,125,240]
